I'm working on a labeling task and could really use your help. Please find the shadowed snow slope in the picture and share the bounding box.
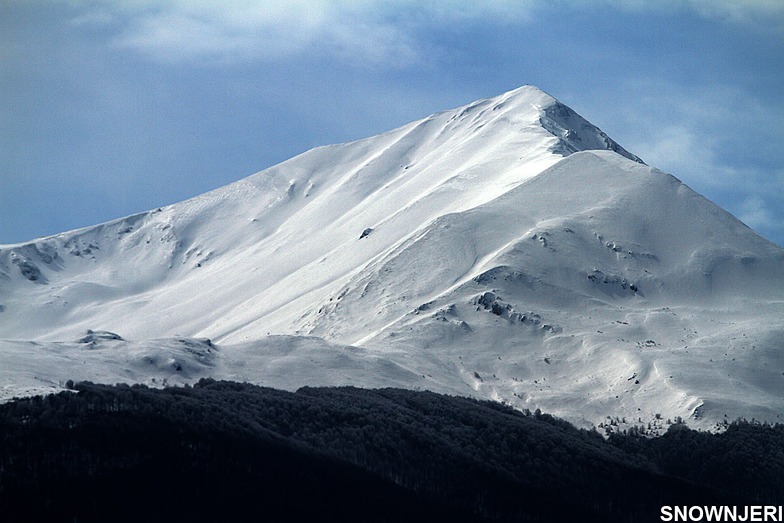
[1,86,782,430]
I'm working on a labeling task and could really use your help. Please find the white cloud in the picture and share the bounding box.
[589,80,784,244]
[639,125,709,177]
[66,1,428,66]
[738,195,779,232]
[68,9,116,28]
[59,1,783,68]
[59,1,547,67]
[584,0,784,30]
[609,81,781,187]
[684,0,784,31]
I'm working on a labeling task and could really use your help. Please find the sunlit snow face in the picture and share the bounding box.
[1,85,782,433]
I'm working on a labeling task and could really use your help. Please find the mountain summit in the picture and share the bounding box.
[1,86,782,430]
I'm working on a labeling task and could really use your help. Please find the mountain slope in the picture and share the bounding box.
[1,86,782,430]
[0,86,638,342]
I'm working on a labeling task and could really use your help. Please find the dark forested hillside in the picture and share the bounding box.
[1,381,780,523]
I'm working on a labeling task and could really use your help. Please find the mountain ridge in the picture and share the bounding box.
[1,85,782,431]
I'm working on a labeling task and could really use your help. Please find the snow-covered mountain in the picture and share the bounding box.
[1,85,782,430]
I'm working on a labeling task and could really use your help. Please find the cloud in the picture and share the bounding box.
[66,1,426,66]
[60,1,783,68]
[639,125,708,177]
[60,1,539,67]
[738,195,780,233]
[612,81,781,185]
[683,0,784,31]
[584,0,784,30]
[593,79,784,244]
[68,8,116,28]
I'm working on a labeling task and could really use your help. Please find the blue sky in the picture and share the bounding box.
[2,1,783,246]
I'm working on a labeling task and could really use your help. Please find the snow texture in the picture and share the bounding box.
[1,85,782,431]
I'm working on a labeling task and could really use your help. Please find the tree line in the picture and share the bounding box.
[1,380,780,522]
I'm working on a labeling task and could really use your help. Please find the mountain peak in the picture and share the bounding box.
[538,99,644,163]
[509,85,644,163]
[492,84,557,104]
[440,85,644,164]
[1,86,781,431]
